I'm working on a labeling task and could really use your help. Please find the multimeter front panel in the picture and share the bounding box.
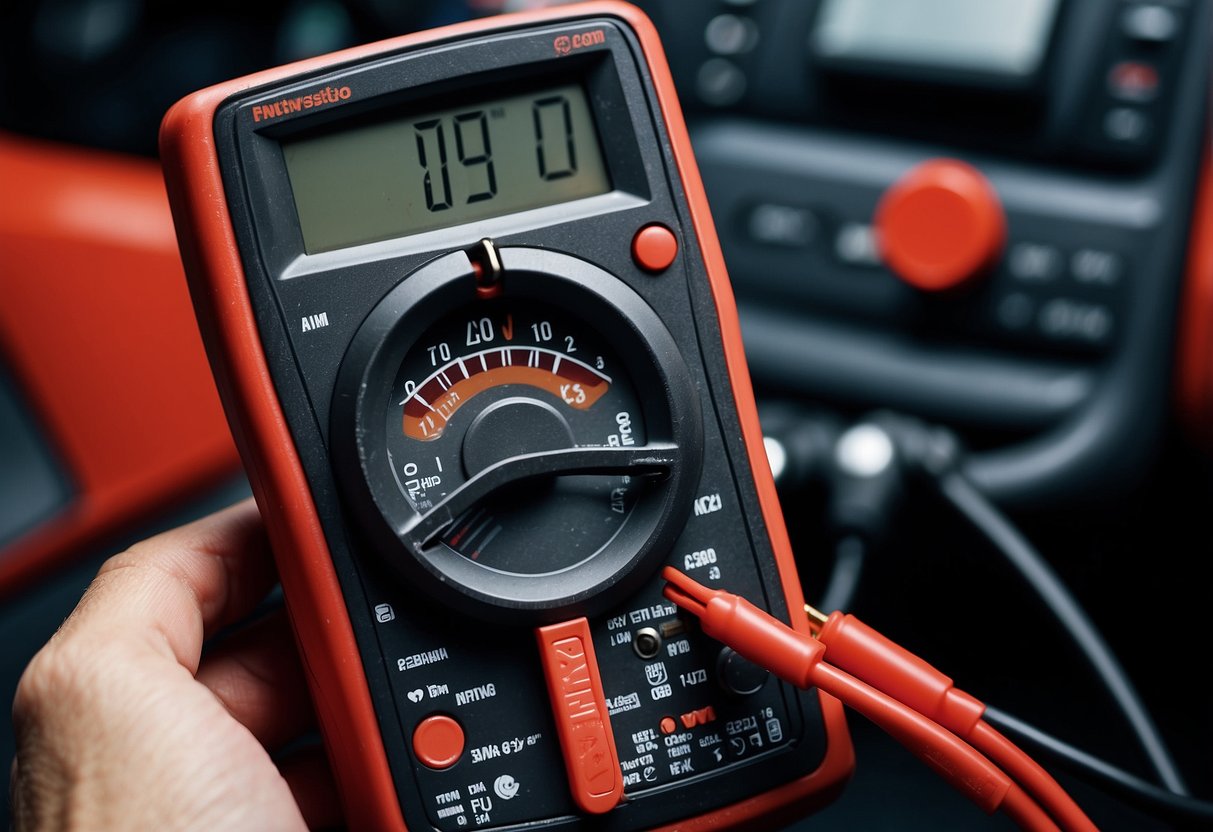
[212,14,831,831]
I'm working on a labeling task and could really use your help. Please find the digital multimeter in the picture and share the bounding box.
[161,3,851,829]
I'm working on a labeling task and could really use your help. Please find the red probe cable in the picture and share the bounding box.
[662,567,1093,832]
[807,604,1096,832]
[812,660,1057,831]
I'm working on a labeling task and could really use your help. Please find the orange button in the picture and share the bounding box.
[632,224,679,272]
[536,618,623,815]
[875,159,1006,293]
[412,714,465,770]
[659,716,677,735]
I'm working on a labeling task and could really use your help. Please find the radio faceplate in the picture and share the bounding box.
[635,0,1211,508]
[650,0,1198,170]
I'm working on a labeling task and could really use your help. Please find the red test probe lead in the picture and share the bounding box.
[661,566,1095,832]
[804,602,1097,832]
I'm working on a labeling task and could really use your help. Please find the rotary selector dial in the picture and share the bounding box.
[332,246,703,621]
[387,297,648,575]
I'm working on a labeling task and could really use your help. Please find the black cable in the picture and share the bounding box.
[939,470,1189,796]
[984,706,1213,829]
[770,409,1192,804]
[818,535,865,614]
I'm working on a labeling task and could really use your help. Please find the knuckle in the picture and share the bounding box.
[13,639,102,729]
[13,648,69,728]
[14,645,84,717]
[96,545,145,579]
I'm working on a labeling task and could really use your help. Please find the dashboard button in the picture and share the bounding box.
[834,221,881,267]
[747,203,817,248]
[1071,249,1123,288]
[1103,108,1152,145]
[1108,61,1160,103]
[1008,242,1063,283]
[697,58,746,106]
[1122,4,1179,43]
[705,14,759,55]
[1038,299,1114,346]
[875,159,1006,292]
[996,294,1035,332]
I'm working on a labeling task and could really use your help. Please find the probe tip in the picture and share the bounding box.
[803,603,829,631]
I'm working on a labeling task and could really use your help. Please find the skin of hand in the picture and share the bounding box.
[10,500,340,831]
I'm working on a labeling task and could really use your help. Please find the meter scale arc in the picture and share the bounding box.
[332,246,704,621]
[399,339,613,442]
[385,298,645,576]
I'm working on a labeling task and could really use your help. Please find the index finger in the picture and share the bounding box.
[55,498,278,673]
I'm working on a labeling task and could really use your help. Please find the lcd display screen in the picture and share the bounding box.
[813,0,1062,79]
[283,83,611,253]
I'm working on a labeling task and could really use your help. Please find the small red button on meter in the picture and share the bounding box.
[412,714,465,770]
[632,223,679,272]
[875,159,1006,293]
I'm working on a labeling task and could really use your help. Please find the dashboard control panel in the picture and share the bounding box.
[637,0,1211,505]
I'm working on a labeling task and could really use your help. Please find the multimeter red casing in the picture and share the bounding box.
[160,3,852,829]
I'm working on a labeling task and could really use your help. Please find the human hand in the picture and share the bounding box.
[11,500,340,831]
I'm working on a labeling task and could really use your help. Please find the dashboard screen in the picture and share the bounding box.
[813,0,1062,79]
[284,83,611,253]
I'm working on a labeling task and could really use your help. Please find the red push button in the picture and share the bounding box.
[1108,61,1160,102]
[875,159,1006,293]
[632,223,679,272]
[412,714,465,770]
[536,618,623,815]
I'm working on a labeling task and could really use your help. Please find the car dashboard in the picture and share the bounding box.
[0,1,1210,829]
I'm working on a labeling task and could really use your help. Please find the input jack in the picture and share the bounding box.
[634,626,662,659]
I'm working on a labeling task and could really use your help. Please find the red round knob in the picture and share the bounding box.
[412,714,465,769]
[875,159,1006,292]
